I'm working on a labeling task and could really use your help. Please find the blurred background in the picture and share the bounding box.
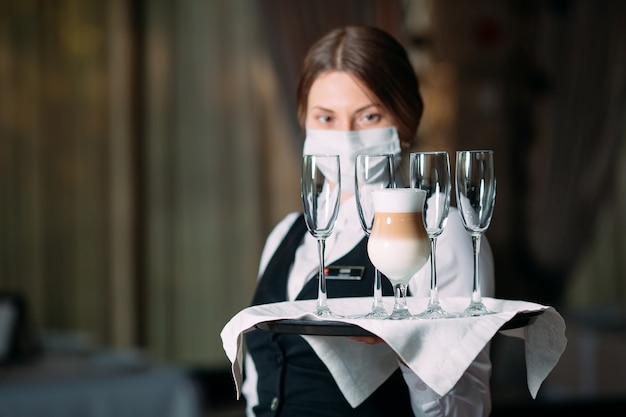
[1,0,625,416]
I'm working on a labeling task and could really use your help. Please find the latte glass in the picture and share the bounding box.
[368,189,430,319]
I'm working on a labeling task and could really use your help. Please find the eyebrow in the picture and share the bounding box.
[309,105,335,113]
[310,104,380,113]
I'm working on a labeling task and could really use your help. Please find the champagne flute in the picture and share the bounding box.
[368,189,430,319]
[455,150,496,316]
[301,154,341,317]
[355,154,395,319]
[410,151,455,319]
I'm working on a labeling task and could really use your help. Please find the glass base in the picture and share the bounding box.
[364,306,389,319]
[461,302,494,317]
[316,305,333,317]
[316,305,345,318]
[414,304,457,319]
[388,284,412,319]
[387,308,412,320]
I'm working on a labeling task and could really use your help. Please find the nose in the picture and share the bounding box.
[335,118,355,131]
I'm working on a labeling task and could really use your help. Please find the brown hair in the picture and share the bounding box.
[296,25,423,149]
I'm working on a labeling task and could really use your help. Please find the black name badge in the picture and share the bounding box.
[324,266,364,281]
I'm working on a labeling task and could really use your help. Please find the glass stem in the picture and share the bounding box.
[316,238,330,314]
[393,284,408,312]
[471,234,482,304]
[372,268,384,309]
[428,237,439,308]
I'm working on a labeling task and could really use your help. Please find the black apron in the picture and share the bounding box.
[245,215,413,417]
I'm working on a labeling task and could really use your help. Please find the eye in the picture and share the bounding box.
[359,112,382,125]
[316,115,332,124]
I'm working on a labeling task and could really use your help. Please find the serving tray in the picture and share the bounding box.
[255,310,543,337]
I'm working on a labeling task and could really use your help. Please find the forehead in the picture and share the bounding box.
[307,71,378,109]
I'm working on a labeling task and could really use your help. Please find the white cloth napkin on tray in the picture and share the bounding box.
[220,296,567,408]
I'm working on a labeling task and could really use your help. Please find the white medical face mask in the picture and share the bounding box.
[302,127,401,194]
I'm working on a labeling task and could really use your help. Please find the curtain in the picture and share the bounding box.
[0,0,136,347]
[522,0,626,306]
[141,0,274,363]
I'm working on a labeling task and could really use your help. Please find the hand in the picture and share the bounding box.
[349,336,384,344]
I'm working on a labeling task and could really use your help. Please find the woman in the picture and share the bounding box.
[243,25,494,417]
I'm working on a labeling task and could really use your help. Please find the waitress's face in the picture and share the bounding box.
[305,71,394,131]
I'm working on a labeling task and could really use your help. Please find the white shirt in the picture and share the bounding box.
[243,195,495,416]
